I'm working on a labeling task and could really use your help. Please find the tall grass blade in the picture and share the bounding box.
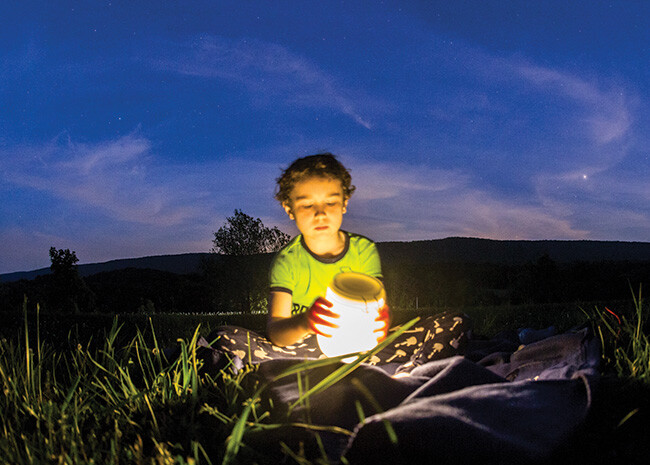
[223,395,255,465]
[23,298,32,402]
[61,374,82,413]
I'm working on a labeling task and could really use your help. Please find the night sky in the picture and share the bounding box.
[1,1,649,274]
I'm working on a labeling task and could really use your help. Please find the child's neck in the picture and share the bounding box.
[303,230,347,258]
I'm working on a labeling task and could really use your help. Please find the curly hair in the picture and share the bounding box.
[275,153,355,205]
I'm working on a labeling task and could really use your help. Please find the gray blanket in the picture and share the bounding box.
[253,327,600,464]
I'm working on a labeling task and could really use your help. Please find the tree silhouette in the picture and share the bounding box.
[207,210,290,313]
[49,247,79,277]
[211,209,290,255]
[47,247,95,313]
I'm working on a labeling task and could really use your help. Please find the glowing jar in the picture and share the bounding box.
[317,272,386,359]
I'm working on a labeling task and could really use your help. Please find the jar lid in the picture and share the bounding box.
[330,272,385,302]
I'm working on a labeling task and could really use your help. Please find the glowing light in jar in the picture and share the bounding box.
[316,272,386,360]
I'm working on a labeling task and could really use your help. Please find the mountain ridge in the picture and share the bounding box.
[2,237,650,283]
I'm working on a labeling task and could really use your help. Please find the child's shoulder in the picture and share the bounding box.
[346,231,375,243]
[270,236,302,271]
[346,231,377,250]
[276,235,303,255]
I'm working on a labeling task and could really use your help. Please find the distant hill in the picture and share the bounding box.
[2,237,650,283]
[0,253,212,283]
[376,237,650,265]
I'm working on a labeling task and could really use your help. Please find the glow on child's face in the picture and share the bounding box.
[283,176,347,238]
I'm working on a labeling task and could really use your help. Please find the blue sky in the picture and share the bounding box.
[1,1,649,274]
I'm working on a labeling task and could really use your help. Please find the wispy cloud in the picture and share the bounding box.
[417,44,643,241]
[343,159,588,242]
[444,191,589,240]
[151,35,372,129]
[507,63,643,237]
[517,64,632,146]
[0,133,288,272]
[349,161,470,201]
[3,133,201,227]
[1,133,286,229]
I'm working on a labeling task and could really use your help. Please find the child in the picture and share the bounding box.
[208,153,388,363]
[209,153,470,374]
[266,153,390,347]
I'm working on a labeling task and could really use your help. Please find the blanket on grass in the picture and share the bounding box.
[243,327,600,464]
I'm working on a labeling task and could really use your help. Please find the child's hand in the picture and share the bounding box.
[306,297,339,337]
[373,305,392,343]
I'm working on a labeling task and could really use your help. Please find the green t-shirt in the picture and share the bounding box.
[269,231,383,315]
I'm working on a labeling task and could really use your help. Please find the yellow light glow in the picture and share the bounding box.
[317,272,385,360]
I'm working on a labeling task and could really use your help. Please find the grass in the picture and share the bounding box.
[1,292,649,464]
[0,301,419,464]
[1,306,227,464]
[593,286,650,383]
[546,286,650,464]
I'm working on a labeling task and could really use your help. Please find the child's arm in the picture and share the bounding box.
[266,291,311,347]
[266,292,339,347]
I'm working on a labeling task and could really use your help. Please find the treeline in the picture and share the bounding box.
[1,252,648,315]
[0,253,273,315]
[384,255,649,308]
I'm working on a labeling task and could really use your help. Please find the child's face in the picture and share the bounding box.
[283,176,348,240]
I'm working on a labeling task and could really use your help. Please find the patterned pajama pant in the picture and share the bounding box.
[208,311,471,375]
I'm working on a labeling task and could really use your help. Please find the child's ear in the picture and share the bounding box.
[342,198,348,214]
[282,201,295,220]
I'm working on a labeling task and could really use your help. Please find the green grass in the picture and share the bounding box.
[591,285,650,383]
[0,301,419,464]
[1,292,649,464]
[546,286,650,464]
[1,306,233,464]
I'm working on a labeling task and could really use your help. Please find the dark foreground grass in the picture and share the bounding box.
[1,294,649,464]
[1,303,419,464]
[547,288,650,465]
[0,299,614,348]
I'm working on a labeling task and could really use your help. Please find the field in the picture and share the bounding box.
[1,295,650,464]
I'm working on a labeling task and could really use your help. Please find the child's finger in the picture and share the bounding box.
[314,306,339,319]
[307,299,340,336]
[374,305,392,325]
[310,323,334,337]
[309,312,339,329]
[372,319,389,332]
[314,296,334,308]
[308,318,338,337]
[372,305,391,342]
